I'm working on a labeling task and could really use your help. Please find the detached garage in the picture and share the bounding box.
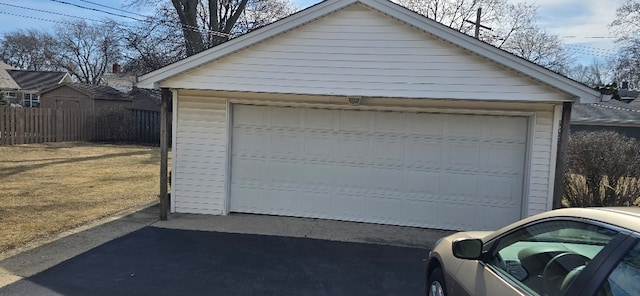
[139,0,600,230]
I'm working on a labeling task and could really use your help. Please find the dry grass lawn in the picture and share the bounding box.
[0,142,161,254]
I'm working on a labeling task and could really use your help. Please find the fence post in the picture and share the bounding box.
[56,109,64,142]
[0,107,5,146]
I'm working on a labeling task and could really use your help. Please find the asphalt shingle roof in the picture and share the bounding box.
[65,83,131,100]
[572,100,640,125]
[7,70,68,91]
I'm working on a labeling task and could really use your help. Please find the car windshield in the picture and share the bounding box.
[531,228,616,245]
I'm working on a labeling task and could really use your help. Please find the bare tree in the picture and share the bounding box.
[568,58,617,87]
[611,0,640,88]
[611,0,640,39]
[500,27,573,74]
[119,18,186,74]
[132,0,295,57]
[51,20,121,85]
[394,0,572,73]
[1,29,56,71]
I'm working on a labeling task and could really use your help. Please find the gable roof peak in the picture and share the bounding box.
[139,0,600,103]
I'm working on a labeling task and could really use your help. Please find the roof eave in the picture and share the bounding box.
[138,0,601,104]
[139,0,354,89]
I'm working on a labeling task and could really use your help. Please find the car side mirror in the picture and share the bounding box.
[452,238,483,260]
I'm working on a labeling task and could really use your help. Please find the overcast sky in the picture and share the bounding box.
[0,0,626,65]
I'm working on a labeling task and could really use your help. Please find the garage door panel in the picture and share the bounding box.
[271,130,303,158]
[304,108,335,129]
[339,110,370,131]
[302,163,337,185]
[372,136,404,163]
[370,167,404,190]
[231,158,269,181]
[488,117,528,141]
[335,165,371,188]
[441,172,478,198]
[374,112,406,132]
[403,170,440,194]
[410,113,445,135]
[230,105,527,230]
[271,107,301,127]
[338,135,369,162]
[234,104,268,125]
[406,138,443,166]
[445,141,481,169]
[447,115,485,138]
[478,175,522,203]
[440,203,477,230]
[483,143,526,171]
[304,133,336,159]
[232,127,269,155]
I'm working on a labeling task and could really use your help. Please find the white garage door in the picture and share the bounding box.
[229,105,527,230]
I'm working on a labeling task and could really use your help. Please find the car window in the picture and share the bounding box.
[486,220,618,296]
[597,240,640,296]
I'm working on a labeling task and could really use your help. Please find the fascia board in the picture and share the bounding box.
[358,0,600,103]
[138,0,357,89]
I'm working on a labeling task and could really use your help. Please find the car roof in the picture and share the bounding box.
[488,207,640,240]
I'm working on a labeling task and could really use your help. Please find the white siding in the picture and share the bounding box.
[528,109,555,215]
[172,90,558,225]
[162,5,569,102]
[173,94,227,214]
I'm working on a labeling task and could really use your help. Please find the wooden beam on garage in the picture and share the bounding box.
[159,88,170,220]
[552,102,572,209]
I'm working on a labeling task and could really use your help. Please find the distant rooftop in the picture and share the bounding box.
[572,99,640,125]
[49,83,132,101]
[8,70,68,91]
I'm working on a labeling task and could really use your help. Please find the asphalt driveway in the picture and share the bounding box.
[0,227,428,295]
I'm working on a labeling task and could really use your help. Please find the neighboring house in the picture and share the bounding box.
[138,0,601,231]
[0,62,72,107]
[102,64,137,94]
[618,89,640,103]
[39,83,132,111]
[0,61,19,91]
[571,99,640,140]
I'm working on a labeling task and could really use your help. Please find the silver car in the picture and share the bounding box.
[426,207,640,296]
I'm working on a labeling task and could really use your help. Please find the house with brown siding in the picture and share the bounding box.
[39,83,132,111]
[0,61,72,107]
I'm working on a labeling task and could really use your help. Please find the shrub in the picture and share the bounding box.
[564,130,640,207]
[93,107,134,142]
[0,92,8,106]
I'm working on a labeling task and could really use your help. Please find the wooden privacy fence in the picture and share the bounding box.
[0,107,169,146]
[0,107,93,145]
[129,109,168,145]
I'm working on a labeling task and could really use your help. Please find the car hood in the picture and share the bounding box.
[445,231,494,242]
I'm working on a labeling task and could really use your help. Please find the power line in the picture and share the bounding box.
[0,2,100,22]
[1,0,233,39]
[78,0,148,18]
[49,0,233,38]
[0,11,75,25]
[561,35,617,39]
[50,0,146,22]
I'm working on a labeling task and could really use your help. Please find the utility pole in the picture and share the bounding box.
[464,8,492,39]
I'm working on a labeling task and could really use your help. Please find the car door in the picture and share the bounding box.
[452,219,623,296]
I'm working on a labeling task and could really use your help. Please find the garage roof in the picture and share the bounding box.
[138,0,601,103]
